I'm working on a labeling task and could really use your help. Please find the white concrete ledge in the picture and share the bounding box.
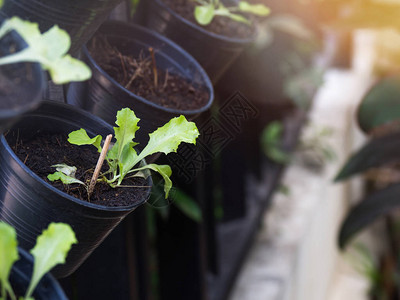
[230,69,373,300]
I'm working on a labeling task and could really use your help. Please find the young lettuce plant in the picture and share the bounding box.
[48,108,199,198]
[193,0,270,26]
[0,222,77,300]
[0,17,91,84]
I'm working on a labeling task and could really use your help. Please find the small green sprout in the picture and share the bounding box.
[48,108,200,199]
[0,17,91,84]
[261,121,291,164]
[0,222,77,300]
[193,0,270,26]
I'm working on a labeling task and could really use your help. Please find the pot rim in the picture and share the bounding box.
[83,21,214,116]
[153,0,255,44]
[1,101,152,212]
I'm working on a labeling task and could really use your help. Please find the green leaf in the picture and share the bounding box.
[266,147,291,164]
[48,164,85,185]
[68,128,103,152]
[112,108,140,162]
[133,164,172,198]
[59,109,198,199]
[130,0,140,16]
[262,121,282,142]
[51,164,78,177]
[194,5,215,25]
[0,17,92,84]
[0,17,41,49]
[335,131,400,181]
[227,13,250,24]
[171,188,202,222]
[107,108,140,184]
[339,183,400,249]
[25,223,77,298]
[38,23,70,60]
[357,75,400,134]
[117,142,138,185]
[213,4,250,24]
[0,0,3,8]
[135,115,199,165]
[261,122,290,163]
[0,222,19,300]
[49,54,92,84]
[47,171,85,185]
[238,1,270,16]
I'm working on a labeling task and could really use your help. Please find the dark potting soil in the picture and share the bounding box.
[10,132,149,207]
[89,36,209,111]
[162,0,255,39]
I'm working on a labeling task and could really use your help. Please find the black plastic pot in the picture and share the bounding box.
[216,31,301,176]
[10,248,68,300]
[0,30,44,135]
[217,30,301,110]
[0,0,123,55]
[0,101,152,278]
[67,21,213,146]
[137,0,253,83]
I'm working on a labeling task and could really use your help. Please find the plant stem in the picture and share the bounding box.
[88,134,112,197]
[0,49,40,66]
[1,284,5,300]
[6,281,17,300]
[149,47,158,89]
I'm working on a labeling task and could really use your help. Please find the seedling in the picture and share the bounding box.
[192,0,270,26]
[48,108,199,198]
[261,121,291,164]
[0,17,91,84]
[0,222,77,300]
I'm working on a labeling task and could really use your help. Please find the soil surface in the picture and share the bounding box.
[89,36,209,111]
[10,132,149,207]
[162,0,255,38]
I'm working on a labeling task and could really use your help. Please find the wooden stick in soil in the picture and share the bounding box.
[88,134,112,197]
[149,47,158,89]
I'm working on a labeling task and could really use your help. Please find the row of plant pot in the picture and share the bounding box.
[0,10,207,300]
[135,0,255,84]
[0,15,218,277]
[129,2,322,299]
[0,0,282,298]
[1,0,265,140]
[0,15,212,300]
[0,0,123,55]
[67,21,214,145]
